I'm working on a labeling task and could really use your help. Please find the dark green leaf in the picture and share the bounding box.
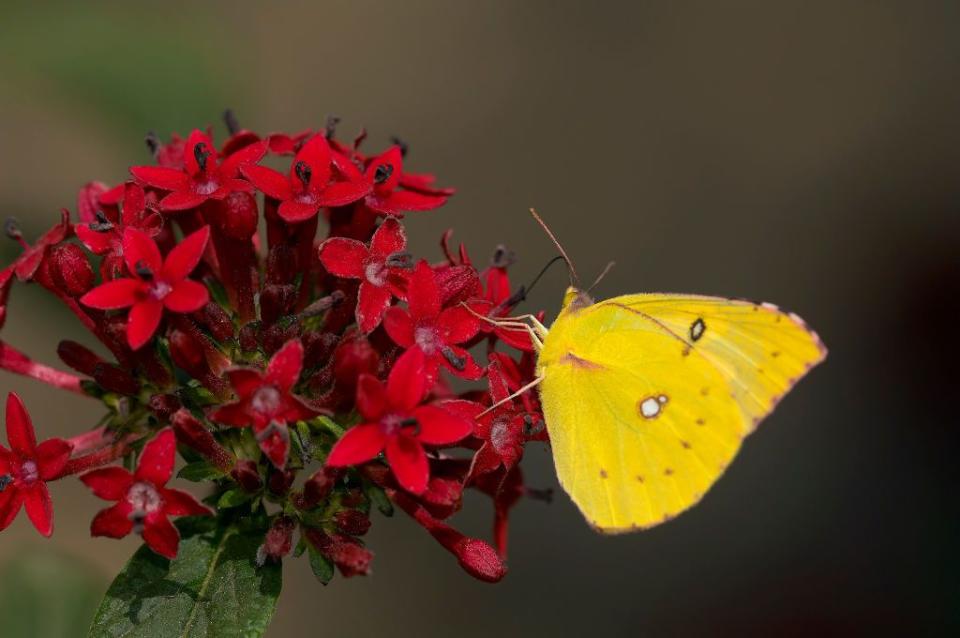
[307,546,334,585]
[364,481,394,517]
[88,517,280,638]
[218,488,254,508]
[178,460,225,482]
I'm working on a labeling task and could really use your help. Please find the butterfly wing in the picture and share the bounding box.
[537,293,826,533]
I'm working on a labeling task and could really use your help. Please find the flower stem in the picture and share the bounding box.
[0,341,86,395]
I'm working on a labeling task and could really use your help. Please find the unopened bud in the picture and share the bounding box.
[50,244,94,296]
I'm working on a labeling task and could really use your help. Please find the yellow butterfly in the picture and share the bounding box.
[492,212,827,533]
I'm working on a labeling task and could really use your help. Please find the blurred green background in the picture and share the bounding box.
[1,1,958,635]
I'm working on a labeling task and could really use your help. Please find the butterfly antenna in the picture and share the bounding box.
[586,261,616,293]
[507,255,567,307]
[529,208,579,287]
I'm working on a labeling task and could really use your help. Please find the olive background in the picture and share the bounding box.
[1,1,958,635]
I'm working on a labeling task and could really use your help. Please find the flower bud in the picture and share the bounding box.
[217,192,260,240]
[57,340,104,376]
[93,363,140,395]
[257,515,295,566]
[50,244,94,296]
[168,329,208,379]
[268,467,295,496]
[303,528,373,578]
[147,394,182,420]
[334,510,371,537]
[238,323,259,352]
[260,284,296,326]
[297,467,340,510]
[435,264,481,307]
[231,459,263,493]
[192,302,234,341]
[171,409,234,472]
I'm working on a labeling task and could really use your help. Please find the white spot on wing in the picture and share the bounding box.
[639,394,669,419]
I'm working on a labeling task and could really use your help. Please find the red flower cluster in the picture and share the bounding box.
[0,114,548,584]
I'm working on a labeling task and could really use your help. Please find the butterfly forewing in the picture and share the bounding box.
[537,293,826,533]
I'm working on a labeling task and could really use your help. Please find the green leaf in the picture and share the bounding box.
[178,460,225,482]
[88,517,280,638]
[364,481,394,517]
[307,546,334,585]
[218,488,254,509]
[315,415,345,437]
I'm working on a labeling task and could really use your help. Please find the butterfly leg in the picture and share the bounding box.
[478,375,544,417]
[460,303,546,350]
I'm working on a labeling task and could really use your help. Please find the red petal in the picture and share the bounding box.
[224,368,264,398]
[120,182,146,225]
[278,395,321,424]
[355,375,387,421]
[80,279,140,310]
[369,216,406,258]
[123,227,163,275]
[331,148,364,180]
[135,428,175,486]
[91,502,134,538]
[35,438,72,480]
[161,488,213,516]
[209,401,252,428]
[437,305,482,344]
[255,421,290,468]
[382,307,414,347]
[5,392,36,456]
[143,513,180,559]
[277,200,318,222]
[266,339,303,391]
[80,466,134,500]
[160,190,207,212]
[356,283,392,333]
[386,348,427,412]
[130,166,189,191]
[220,139,268,177]
[0,488,23,532]
[23,483,53,537]
[317,238,367,279]
[407,261,440,321]
[326,423,387,466]
[412,405,474,445]
[293,135,332,187]
[439,345,483,380]
[240,164,292,201]
[184,130,217,176]
[162,226,210,281]
[386,434,428,494]
[317,180,372,207]
[75,224,114,254]
[366,146,403,192]
[163,280,209,313]
[380,190,448,213]
[127,300,164,350]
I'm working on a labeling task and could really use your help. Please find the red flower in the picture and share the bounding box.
[317,217,409,333]
[383,261,484,382]
[0,393,71,537]
[80,226,211,350]
[81,428,212,559]
[241,135,370,223]
[326,348,473,494]
[75,182,163,278]
[363,146,450,215]
[210,339,319,468]
[468,359,536,480]
[130,129,266,212]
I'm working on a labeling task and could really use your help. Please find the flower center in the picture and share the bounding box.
[194,179,220,196]
[149,280,172,300]
[251,386,281,415]
[381,413,417,436]
[414,325,440,354]
[18,460,38,485]
[365,261,387,286]
[126,481,163,515]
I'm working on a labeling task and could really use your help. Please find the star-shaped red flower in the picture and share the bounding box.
[326,348,473,494]
[210,339,319,468]
[468,359,536,480]
[383,261,483,382]
[80,226,211,350]
[0,393,71,537]
[241,134,370,223]
[81,428,212,559]
[318,217,409,333]
[131,129,266,212]
[74,182,163,279]
[363,146,450,215]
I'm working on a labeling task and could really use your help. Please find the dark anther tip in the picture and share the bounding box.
[389,136,409,157]
[145,131,160,158]
[223,108,241,135]
[4,217,22,240]
[325,115,341,139]
[374,163,394,185]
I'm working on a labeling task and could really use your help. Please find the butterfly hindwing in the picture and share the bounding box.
[537,292,826,533]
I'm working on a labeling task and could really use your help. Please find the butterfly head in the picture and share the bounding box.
[561,286,593,314]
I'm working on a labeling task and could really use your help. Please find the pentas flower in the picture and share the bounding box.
[80,227,210,349]
[0,393,71,537]
[326,348,473,494]
[362,146,449,215]
[242,134,370,223]
[75,182,163,278]
[468,360,535,480]
[317,217,409,333]
[383,261,484,382]
[131,129,266,212]
[211,339,319,468]
[81,428,212,559]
